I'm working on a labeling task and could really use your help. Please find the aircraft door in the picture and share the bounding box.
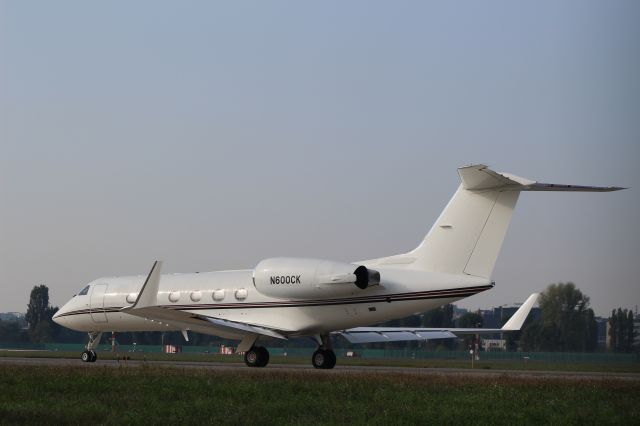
[89,284,108,323]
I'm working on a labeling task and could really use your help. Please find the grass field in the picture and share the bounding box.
[2,349,640,373]
[0,364,638,425]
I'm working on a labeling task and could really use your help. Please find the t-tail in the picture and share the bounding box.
[398,164,624,279]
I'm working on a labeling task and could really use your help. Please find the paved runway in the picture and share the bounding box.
[1,356,639,381]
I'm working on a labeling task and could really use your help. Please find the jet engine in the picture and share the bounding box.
[253,257,380,299]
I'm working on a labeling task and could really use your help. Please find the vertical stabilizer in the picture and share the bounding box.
[406,164,622,279]
[407,179,518,278]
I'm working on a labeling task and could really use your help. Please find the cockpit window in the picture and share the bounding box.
[78,285,90,296]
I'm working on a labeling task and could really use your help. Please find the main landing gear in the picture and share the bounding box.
[312,348,336,369]
[312,334,336,369]
[81,331,102,363]
[244,346,270,367]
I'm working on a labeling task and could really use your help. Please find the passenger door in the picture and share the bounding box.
[90,284,108,323]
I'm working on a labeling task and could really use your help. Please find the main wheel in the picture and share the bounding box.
[324,350,336,369]
[244,346,270,367]
[81,350,91,362]
[256,346,270,367]
[244,348,260,367]
[312,349,337,369]
[89,350,98,362]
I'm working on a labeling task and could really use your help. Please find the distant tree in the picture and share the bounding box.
[608,308,637,353]
[458,311,483,328]
[585,308,598,352]
[519,282,596,352]
[421,304,455,350]
[608,309,618,349]
[25,285,50,332]
[25,285,58,343]
[422,304,454,328]
[443,304,454,328]
[617,308,626,350]
[627,310,636,352]
[520,320,542,352]
[422,307,444,328]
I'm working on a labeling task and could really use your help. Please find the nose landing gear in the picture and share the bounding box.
[81,349,97,362]
[81,331,102,363]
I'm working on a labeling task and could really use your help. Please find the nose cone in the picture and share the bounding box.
[52,303,69,326]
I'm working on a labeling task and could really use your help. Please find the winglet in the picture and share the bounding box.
[501,293,539,331]
[128,261,163,310]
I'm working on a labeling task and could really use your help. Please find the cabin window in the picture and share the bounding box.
[213,289,225,301]
[78,285,90,296]
[235,288,248,301]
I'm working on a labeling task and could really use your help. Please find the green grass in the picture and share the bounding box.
[0,364,638,425]
[2,350,640,373]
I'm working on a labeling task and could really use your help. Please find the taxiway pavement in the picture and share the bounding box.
[1,356,638,381]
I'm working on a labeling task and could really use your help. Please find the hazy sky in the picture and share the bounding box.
[1,1,639,317]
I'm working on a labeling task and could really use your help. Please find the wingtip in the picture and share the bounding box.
[501,293,540,331]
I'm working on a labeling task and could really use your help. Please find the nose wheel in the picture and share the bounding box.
[81,350,97,363]
[244,346,270,367]
[81,331,102,363]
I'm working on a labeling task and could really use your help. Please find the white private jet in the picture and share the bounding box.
[53,164,623,368]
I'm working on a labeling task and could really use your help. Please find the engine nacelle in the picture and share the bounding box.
[253,257,380,299]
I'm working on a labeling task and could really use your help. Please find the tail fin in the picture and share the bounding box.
[407,164,623,279]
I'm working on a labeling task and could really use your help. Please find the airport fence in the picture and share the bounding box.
[329,348,640,364]
[1,342,638,363]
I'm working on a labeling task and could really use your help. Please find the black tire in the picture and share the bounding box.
[324,350,336,369]
[256,346,270,367]
[244,348,260,367]
[312,349,337,369]
[312,349,325,369]
[89,350,98,362]
[81,350,91,362]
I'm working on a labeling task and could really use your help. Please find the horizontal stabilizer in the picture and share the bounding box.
[459,164,624,192]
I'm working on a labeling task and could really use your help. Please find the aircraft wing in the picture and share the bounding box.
[121,261,289,342]
[335,293,539,344]
[124,305,288,340]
